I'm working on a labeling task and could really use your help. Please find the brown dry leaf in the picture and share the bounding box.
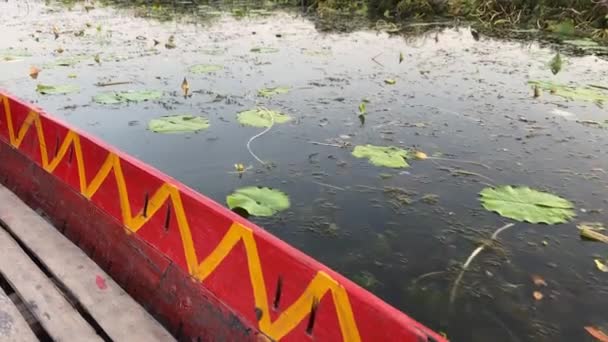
[533,291,543,301]
[531,274,547,287]
[29,66,41,79]
[585,326,608,342]
[181,77,189,97]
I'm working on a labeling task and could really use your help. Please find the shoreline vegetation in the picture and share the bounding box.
[64,0,608,42]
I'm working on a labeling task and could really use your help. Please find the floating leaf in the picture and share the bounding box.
[549,52,562,75]
[479,186,575,224]
[595,259,608,272]
[226,186,290,217]
[188,64,223,74]
[258,86,290,97]
[352,145,409,168]
[93,90,162,104]
[585,326,608,342]
[148,115,209,133]
[237,108,291,128]
[399,52,404,64]
[251,47,279,53]
[528,80,608,104]
[533,291,544,301]
[384,79,396,85]
[36,84,79,95]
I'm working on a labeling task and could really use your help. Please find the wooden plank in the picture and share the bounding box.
[0,287,37,342]
[0,185,175,341]
[0,228,101,341]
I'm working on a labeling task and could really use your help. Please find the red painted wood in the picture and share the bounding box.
[0,90,447,342]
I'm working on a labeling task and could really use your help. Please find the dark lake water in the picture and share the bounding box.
[2,1,608,341]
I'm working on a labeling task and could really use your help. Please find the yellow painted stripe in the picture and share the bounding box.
[1,96,362,341]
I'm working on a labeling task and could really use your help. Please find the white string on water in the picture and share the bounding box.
[449,222,516,306]
[246,107,275,165]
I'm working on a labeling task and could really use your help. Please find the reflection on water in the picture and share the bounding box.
[2,1,608,341]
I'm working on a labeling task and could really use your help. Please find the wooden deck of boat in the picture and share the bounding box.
[0,184,175,342]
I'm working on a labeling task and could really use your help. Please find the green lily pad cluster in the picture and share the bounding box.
[226,186,290,217]
[237,108,291,128]
[479,186,575,224]
[94,90,162,104]
[148,115,209,133]
[352,145,409,168]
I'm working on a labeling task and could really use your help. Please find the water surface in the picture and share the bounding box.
[2,1,608,341]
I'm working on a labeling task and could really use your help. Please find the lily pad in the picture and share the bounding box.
[237,108,291,128]
[352,145,409,168]
[93,90,162,104]
[148,115,209,133]
[529,80,608,104]
[36,84,79,95]
[479,186,575,224]
[226,186,290,217]
[188,64,223,74]
[251,47,279,53]
[258,86,290,97]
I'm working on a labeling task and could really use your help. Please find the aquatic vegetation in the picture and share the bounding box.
[148,115,209,133]
[93,90,162,104]
[226,186,290,217]
[528,80,608,104]
[352,145,409,168]
[479,186,575,224]
[237,108,291,128]
[250,47,279,53]
[36,84,79,95]
[549,52,562,75]
[257,86,290,97]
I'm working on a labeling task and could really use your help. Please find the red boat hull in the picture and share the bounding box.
[0,90,446,342]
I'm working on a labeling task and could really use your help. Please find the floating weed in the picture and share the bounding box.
[258,86,290,97]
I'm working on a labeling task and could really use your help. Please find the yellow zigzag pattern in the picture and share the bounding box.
[1,96,361,341]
